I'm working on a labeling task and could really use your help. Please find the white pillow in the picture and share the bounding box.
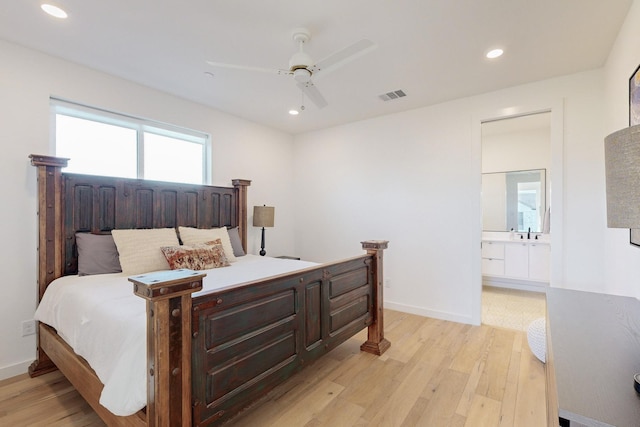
[111,228,179,275]
[178,226,237,262]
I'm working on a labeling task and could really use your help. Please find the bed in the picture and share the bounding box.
[27,154,390,427]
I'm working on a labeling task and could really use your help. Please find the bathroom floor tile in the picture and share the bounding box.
[482,286,546,331]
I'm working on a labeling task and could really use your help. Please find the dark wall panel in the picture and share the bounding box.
[72,184,93,232]
[158,189,178,228]
[134,188,154,229]
[180,191,199,227]
[305,281,322,348]
[98,186,116,231]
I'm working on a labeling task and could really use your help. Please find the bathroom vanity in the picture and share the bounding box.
[481,166,550,290]
[481,234,550,290]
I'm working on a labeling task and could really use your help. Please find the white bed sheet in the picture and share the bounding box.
[34,254,317,416]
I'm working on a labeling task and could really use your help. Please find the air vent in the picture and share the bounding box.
[379,89,407,102]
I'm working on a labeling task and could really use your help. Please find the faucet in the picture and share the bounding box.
[527,227,531,239]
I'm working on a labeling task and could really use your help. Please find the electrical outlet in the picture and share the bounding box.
[385,278,391,288]
[22,319,36,336]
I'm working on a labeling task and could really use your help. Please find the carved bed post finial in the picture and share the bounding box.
[232,179,251,252]
[28,154,69,378]
[360,240,391,356]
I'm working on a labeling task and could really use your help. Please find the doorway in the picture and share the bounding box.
[480,112,551,329]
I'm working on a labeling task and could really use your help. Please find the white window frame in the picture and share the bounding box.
[50,98,211,184]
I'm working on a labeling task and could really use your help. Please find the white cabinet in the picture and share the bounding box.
[505,243,528,278]
[528,243,550,282]
[482,240,550,284]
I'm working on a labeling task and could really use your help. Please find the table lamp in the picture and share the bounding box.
[253,205,275,256]
[605,125,640,234]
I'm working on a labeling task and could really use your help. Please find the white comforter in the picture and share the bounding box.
[34,255,317,416]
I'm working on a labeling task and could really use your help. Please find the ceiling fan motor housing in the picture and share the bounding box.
[289,50,313,70]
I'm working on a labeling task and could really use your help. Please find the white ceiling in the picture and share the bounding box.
[0,1,632,134]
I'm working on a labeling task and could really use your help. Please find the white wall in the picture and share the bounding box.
[0,40,295,379]
[293,69,606,324]
[292,102,478,323]
[602,0,640,298]
[482,126,551,174]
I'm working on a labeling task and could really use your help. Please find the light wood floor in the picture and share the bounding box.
[0,310,546,426]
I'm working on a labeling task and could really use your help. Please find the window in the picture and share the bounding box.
[52,98,210,185]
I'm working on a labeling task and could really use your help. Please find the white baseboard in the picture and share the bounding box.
[0,359,32,381]
[384,300,476,325]
[482,277,548,293]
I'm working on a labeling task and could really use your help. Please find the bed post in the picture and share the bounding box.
[232,179,251,252]
[28,154,69,377]
[360,240,391,356]
[130,270,205,427]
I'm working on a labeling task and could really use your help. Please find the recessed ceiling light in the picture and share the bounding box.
[486,48,504,59]
[41,4,68,19]
[289,109,299,116]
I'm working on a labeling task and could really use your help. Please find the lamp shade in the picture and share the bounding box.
[253,206,275,228]
[605,125,640,228]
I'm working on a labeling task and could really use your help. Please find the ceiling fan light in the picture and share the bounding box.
[293,68,311,83]
[289,109,299,115]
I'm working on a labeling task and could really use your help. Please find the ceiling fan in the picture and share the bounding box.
[206,27,377,109]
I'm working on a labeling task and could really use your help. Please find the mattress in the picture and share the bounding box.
[34,255,317,416]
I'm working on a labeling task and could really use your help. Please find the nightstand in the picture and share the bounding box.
[276,255,301,260]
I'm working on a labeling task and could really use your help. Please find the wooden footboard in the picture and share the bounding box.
[190,248,387,426]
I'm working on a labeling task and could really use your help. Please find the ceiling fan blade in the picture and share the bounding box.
[310,39,377,77]
[206,61,291,76]
[297,81,328,109]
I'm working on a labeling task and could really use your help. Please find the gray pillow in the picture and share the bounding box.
[76,233,122,276]
[227,227,246,257]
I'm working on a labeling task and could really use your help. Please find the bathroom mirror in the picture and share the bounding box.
[482,169,546,232]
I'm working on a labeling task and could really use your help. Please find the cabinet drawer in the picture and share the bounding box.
[481,241,505,259]
[482,258,505,276]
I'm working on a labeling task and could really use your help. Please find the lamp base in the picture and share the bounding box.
[259,227,266,256]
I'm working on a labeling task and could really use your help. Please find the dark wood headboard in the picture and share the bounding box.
[30,154,250,300]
